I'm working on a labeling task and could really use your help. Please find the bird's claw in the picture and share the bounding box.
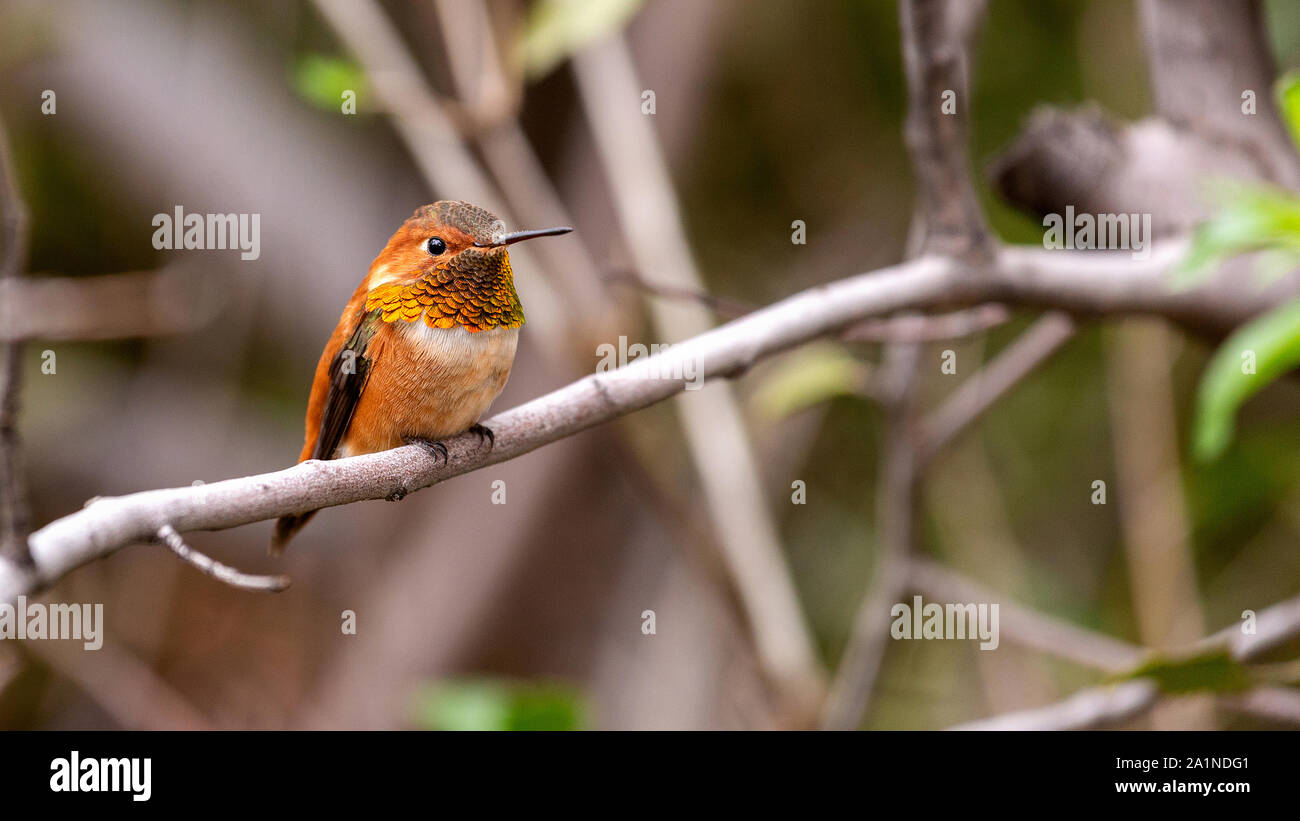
[468,423,495,450]
[406,437,449,465]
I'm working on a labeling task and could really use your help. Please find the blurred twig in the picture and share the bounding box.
[608,268,1013,343]
[950,680,1160,731]
[0,114,31,564]
[27,637,215,730]
[841,304,1011,343]
[572,33,824,709]
[943,578,1300,729]
[0,268,220,342]
[310,0,498,206]
[915,312,1076,466]
[908,557,1143,672]
[899,0,991,257]
[603,269,756,321]
[946,584,1300,732]
[821,0,990,731]
[820,340,922,731]
[1105,321,1209,729]
[1202,588,1300,661]
[1219,686,1300,726]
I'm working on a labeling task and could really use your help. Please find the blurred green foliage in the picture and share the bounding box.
[292,53,366,112]
[1117,648,1252,695]
[1178,184,1300,287]
[520,0,643,79]
[1183,71,1300,461]
[413,679,586,731]
[1193,298,1300,461]
[750,342,867,422]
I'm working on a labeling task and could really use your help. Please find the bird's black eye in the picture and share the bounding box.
[426,237,447,256]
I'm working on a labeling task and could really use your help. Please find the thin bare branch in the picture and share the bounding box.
[947,585,1300,729]
[1219,686,1300,726]
[606,270,1012,343]
[0,268,220,342]
[819,342,921,730]
[908,557,1144,672]
[156,524,289,593]
[950,679,1160,730]
[900,0,991,255]
[842,304,1011,343]
[29,636,215,730]
[1203,589,1300,662]
[602,270,756,321]
[1107,322,1210,729]
[0,113,31,564]
[916,311,1077,465]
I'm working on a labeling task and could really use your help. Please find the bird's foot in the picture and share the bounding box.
[404,436,449,465]
[468,423,495,450]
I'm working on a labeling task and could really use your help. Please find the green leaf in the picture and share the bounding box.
[1192,296,1300,461]
[518,0,643,79]
[292,54,365,112]
[412,678,586,731]
[1116,647,1252,695]
[1176,182,1300,286]
[750,343,868,422]
[1275,70,1300,153]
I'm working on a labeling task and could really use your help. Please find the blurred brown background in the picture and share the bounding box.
[2,0,1300,730]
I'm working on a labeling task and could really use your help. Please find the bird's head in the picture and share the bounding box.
[368,200,570,289]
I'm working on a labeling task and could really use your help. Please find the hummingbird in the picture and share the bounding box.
[271,201,572,553]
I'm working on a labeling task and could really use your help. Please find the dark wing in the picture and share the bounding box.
[310,307,382,460]
[271,307,383,555]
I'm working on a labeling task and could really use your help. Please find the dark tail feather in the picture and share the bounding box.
[270,510,318,556]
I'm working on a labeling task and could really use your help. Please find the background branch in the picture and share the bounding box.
[572,32,823,708]
[0,268,220,342]
[821,0,991,731]
[950,679,1159,731]
[0,113,31,564]
[916,312,1076,466]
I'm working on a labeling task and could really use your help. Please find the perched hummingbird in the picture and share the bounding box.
[271,201,572,553]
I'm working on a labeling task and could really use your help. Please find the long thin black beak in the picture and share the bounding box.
[475,226,573,248]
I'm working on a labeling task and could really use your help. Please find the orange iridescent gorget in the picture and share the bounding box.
[364,248,526,332]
